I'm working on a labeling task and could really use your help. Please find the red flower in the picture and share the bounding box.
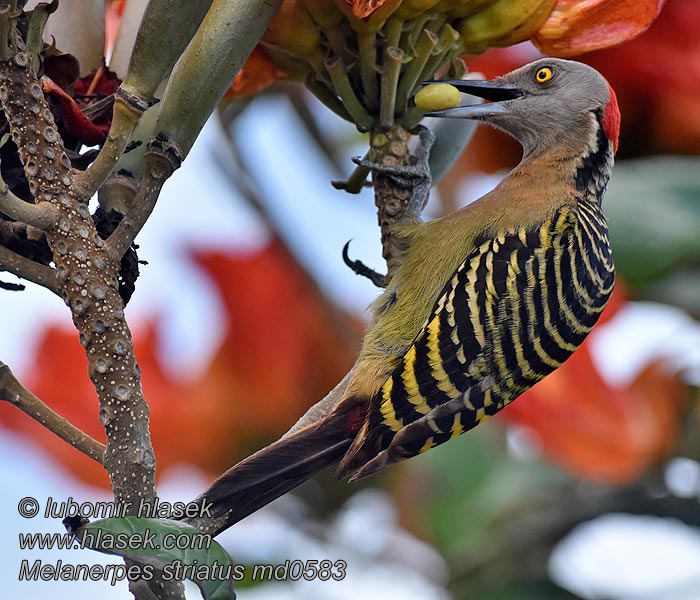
[42,68,121,147]
[224,49,288,99]
[0,241,360,487]
[533,0,667,56]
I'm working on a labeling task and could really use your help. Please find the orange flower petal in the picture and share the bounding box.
[343,0,390,18]
[226,49,288,100]
[533,0,667,56]
[0,240,360,487]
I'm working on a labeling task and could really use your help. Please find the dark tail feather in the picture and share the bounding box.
[196,409,357,535]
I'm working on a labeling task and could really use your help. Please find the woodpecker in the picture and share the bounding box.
[200,58,620,532]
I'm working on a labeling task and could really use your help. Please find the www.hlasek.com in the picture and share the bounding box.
[17,496,347,585]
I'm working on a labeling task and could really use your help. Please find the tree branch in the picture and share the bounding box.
[0,18,156,506]
[0,243,58,294]
[369,125,414,279]
[0,23,186,600]
[2,24,187,600]
[72,89,149,198]
[0,361,105,464]
[106,138,182,260]
[0,171,59,229]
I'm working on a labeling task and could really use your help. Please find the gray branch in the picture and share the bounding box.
[0,361,105,464]
[0,170,59,229]
[0,243,58,294]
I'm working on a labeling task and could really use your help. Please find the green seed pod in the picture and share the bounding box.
[459,0,557,53]
[299,0,345,29]
[415,83,461,111]
[394,0,442,20]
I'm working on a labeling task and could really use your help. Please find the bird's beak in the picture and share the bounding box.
[423,79,523,119]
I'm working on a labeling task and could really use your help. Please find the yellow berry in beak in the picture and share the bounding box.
[415,83,461,112]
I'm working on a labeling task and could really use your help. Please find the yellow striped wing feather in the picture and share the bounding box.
[357,203,614,473]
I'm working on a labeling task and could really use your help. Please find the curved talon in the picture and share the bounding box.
[342,241,387,288]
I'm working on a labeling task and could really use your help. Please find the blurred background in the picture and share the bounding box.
[1,0,700,598]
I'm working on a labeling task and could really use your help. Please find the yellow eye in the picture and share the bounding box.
[535,67,553,83]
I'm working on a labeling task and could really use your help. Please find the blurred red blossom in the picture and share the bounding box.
[533,0,666,56]
[464,0,699,171]
[0,241,359,487]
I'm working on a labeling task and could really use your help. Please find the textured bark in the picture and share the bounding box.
[0,361,106,463]
[368,125,412,279]
[0,31,155,509]
[0,27,182,600]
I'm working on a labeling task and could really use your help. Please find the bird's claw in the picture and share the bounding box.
[410,124,436,164]
[342,241,387,288]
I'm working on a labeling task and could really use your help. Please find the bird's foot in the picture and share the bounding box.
[409,124,436,167]
[332,152,373,194]
[342,241,387,288]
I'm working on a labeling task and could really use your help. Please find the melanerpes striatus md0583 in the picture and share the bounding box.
[198,58,621,533]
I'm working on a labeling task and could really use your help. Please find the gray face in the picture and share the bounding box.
[486,58,613,158]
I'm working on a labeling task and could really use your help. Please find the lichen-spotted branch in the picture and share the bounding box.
[0,27,158,527]
[368,126,414,279]
[0,361,106,463]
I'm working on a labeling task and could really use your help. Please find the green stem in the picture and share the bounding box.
[26,0,57,69]
[326,56,375,131]
[379,46,403,130]
[107,142,181,260]
[73,92,147,198]
[331,156,371,194]
[325,26,355,65]
[419,24,460,83]
[155,0,282,159]
[403,105,424,130]
[305,73,354,123]
[395,29,438,116]
[407,13,437,49]
[427,13,447,34]
[357,31,379,111]
[385,16,404,49]
[449,56,468,79]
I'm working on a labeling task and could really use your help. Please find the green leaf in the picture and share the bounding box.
[605,157,700,287]
[66,516,236,600]
[412,429,511,553]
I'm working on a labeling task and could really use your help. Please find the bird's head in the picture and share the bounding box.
[425,58,620,160]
